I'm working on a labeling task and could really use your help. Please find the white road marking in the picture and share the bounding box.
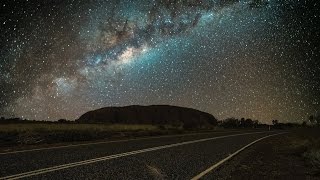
[0,130,248,155]
[0,131,272,180]
[191,132,288,180]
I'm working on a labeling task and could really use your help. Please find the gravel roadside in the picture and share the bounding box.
[205,133,319,180]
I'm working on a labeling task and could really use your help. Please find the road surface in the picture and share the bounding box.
[0,130,285,179]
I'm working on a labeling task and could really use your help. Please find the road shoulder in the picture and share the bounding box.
[206,133,319,180]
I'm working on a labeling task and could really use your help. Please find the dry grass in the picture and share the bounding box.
[0,123,159,133]
[290,128,320,174]
[303,149,320,170]
[0,123,217,147]
[0,123,167,147]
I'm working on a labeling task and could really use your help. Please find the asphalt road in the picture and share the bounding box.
[0,130,285,180]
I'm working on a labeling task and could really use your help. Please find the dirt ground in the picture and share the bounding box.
[209,131,320,180]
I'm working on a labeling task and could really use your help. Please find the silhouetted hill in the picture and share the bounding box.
[76,105,217,129]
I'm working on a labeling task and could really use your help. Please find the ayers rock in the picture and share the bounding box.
[76,105,217,128]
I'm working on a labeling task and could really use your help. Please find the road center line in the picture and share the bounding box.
[0,131,272,180]
[191,132,288,180]
[0,130,248,155]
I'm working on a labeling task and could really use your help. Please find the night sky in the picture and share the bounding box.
[0,0,319,123]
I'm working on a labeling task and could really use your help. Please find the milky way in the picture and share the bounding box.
[0,0,319,123]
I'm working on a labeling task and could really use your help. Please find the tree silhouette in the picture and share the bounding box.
[221,118,240,128]
[253,120,259,128]
[301,121,307,127]
[240,118,245,128]
[309,115,315,124]
[315,114,320,126]
[245,118,253,127]
[272,120,279,125]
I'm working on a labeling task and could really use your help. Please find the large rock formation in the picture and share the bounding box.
[76,105,217,128]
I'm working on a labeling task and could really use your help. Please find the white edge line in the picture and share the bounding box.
[0,130,252,155]
[0,131,273,180]
[191,132,288,180]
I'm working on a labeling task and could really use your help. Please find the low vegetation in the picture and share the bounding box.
[0,123,183,147]
[0,123,159,132]
[290,128,320,175]
[0,112,317,148]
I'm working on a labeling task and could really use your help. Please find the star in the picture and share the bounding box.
[0,0,319,123]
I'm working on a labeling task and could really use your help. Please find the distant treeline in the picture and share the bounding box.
[307,114,320,126]
[0,116,309,129]
[218,118,260,128]
[0,117,74,124]
[219,117,310,129]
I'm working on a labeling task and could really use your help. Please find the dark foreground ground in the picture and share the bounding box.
[209,129,320,180]
[0,129,319,179]
[0,130,279,179]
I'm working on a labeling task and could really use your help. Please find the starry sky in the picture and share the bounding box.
[0,0,319,123]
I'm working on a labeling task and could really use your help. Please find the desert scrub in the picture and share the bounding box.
[303,149,320,171]
[292,128,320,174]
[302,137,320,173]
[0,123,162,146]
[0,123,159,132]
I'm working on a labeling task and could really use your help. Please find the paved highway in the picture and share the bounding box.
[0,130,285,179]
